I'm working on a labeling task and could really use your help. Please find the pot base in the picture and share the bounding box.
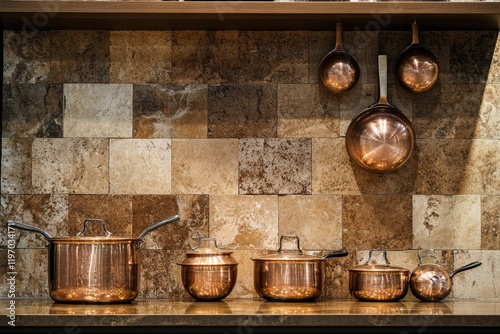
[50,287,138,304]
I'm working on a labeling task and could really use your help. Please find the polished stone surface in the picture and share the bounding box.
[2,299,500,327]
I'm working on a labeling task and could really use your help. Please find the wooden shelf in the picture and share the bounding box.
[1,1,499,31]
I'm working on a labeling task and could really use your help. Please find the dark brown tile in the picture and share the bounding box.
[3,30,50,84]
[208,84,277,138]
[132,195,208,250]
[239,138,312,195]
[413,84,484,139]
[342,195,413,250]
[1,138,33,194]
[68,195,133,237]
[50,30,110,83]
[239,31,308,83]
[2,84,62,138]
[172,30,238,84]
[482,196,500,250]
[322,252,356,300]
[1,195,68,249]
[133,84,208,138]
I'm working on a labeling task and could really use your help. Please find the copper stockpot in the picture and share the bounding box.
[252,235,348,302]
[8,214,180,303]
[410,252,481,302]
[178,238,238,301]
[349,250,410,302]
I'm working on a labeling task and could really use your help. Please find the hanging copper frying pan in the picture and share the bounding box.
[346,55,415,173]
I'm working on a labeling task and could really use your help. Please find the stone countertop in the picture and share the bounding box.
[2,298,500,330]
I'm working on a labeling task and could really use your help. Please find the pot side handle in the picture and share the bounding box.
[322,250,348,259]
[450,261,482,278]
[7,220,52,239]
[137,214,181,247]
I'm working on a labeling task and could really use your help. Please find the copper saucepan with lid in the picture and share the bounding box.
[8,214,180,303]
[252,235,348,302]
[349,250,410,302]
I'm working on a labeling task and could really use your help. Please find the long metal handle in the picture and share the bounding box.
[450,261,482,278]
[137,214,181,247]
[334,22,344,50]
[378,55,388,104]
[7,220,52,239]
[322,250,348,259]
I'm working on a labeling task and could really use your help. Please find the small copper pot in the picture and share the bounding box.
[8,214,180,303]
[178,238,238,301]
[349,250,410,302]
[410,252,481,302]
[252,235,348,302]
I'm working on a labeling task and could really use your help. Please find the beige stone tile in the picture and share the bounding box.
[110,31,172,84]
[452,250,500,299]
[277,84,340,138]
[413,195,481,249]
[171,139,238,195]
[68,194,133,237]
[133,84,208,139]
[209,195,279,250]
[339,84,378,137]
[1,138,33,194]
[476,84,500,139]
[1,194,68,248]
[228,250,259,299]
[481,195,500,250]
[32,138,108,194]
[462,139,500,195]
[63,84,133,138]
[172,30,238,84]
[239,138,311,195]
[343,195,413,250]
[0,249,49,298]
[109,139,171,194]
[132,194,208,250]
[487,34,500,84]
[278,195,342,250]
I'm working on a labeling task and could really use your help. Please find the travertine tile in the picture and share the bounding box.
[208,84,277,138]
[2,84,62,138]
[461,139,500,195]
[277,84,340,138]
[0,249,49,298]
[1,194,68,248]
[476,84,500,139]
[32,138,108,194]
[50,30,110,83]
[133,84,208,139]
[132,194,208,250]
[172,31,238,84]
[1,138,33,194]
[339,84,378,136]
[109,139,171,194]
[322,251,355,300]
[413,84,485,139]
[343,195,413,250]
[110,31,172,84]
[139,249,188,299]
[68,195,133,237]
[63,84,133,138]
[413,195,481,249]
[209,195,279,250]
[278,195,342,250]
[487,33,500,83]
[239,138,312,195]
[312,138,417,195]
[171,139,239,195]
[481,195,500,250]
[450,31,497,84]
[452,251,500,299]
[3,30,50,84]
[227,249,258,298]
[238,31,308,83]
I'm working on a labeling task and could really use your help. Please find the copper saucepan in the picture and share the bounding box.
[410,251,481,302]
[397,20,439,93]
[346,55,416,173]
[319,22,360,93]
[8,214,180,303]
[252,235,348,302]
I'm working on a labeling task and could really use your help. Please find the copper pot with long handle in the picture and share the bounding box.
[8,214,180,303]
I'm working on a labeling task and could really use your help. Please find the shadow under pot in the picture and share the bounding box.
[349,250,410,302]
[8,215,180,303]
[177,238,238,301]
[252,235,348,302]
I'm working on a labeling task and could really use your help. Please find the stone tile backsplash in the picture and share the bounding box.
[1,29,499,300]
